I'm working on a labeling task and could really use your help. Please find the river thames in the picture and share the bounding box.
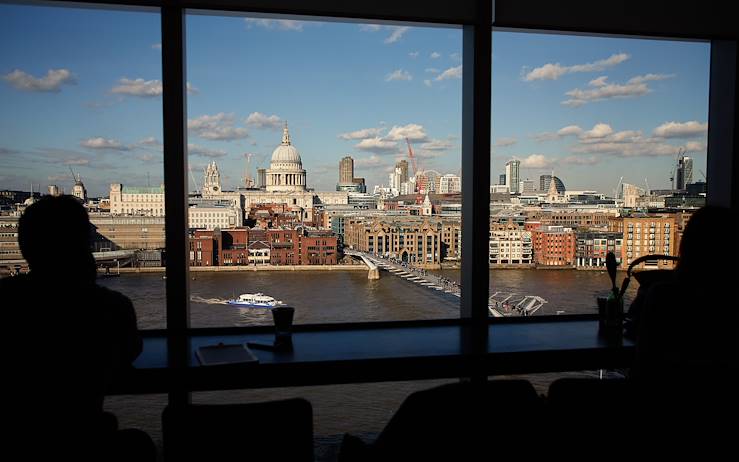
[101,268,637,459]
[99,268,639,329]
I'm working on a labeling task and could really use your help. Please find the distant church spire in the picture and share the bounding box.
[282,121,291,145]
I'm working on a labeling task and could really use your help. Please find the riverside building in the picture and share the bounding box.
[488,223,533,266]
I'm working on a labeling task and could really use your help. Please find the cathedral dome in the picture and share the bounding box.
[270,123,302,165]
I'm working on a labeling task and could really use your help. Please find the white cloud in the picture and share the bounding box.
[581,123,614,139]
[589,76,608,87]
[494,137,518,147]
[450,52,461,61]
[430,52,441,59]
[557,125,583,137]
[338,127,383,140]
[409,51,419,59]
[64,157,91,166]
[199,126,248,140]
[519,154,554,169]
[152,43,161,50]
[355,137,398,153]
[244,18,304,31]
[110,78,197,97]
[111,78,162,97]
[561,155,601,166]
[424,80,433,88]
[386,123,428,141]
[354,155,387,168]
[136,153,161,163]
[188,113,248,141]
[523,53,630,81]
[532,132,559,142]
[435,65,462,81]
[385,69,412,82]
[524,63,568,81]
[245,112,282,129]
[653,121,708,138]
[425,68,440,74]
[562,73,674,107]
[384,26,409,44]
[138,136,162,147]
[629,73,675,84]
[80,137,128,150]
[188,143,227,158]
[684,141,705,152]
[420,139,453,151]
[3,68,76,92]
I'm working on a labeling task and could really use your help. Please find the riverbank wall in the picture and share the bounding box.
[104,264,368,274]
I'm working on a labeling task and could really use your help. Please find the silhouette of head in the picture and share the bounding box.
[18,195,96,281]
[677,206,739,281]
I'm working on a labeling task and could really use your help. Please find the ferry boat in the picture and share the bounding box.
[227,293,283,308]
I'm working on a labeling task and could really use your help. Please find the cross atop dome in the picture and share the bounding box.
[282,121,291,145]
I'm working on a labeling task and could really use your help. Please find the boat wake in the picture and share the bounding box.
[190,295,230,305]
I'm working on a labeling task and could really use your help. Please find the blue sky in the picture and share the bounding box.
[1,4,710,197]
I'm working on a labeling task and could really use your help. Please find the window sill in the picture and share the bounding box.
[112,317,633,394]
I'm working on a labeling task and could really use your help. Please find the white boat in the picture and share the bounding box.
[227,293,283,308]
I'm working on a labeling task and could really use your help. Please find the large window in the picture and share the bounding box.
[486,31,710,316]
[184,12,463,327]
[0,2,166,329]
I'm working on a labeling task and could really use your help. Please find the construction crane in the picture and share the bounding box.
[614,176,623,199]
[69,166,79,183]
[405,137,418,178]
[243,153,255,188]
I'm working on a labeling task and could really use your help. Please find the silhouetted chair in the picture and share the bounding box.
[340,380,542,461]
[162,398,314,461]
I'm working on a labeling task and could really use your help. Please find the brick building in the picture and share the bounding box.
[189,227,338,266]
[531,225,577,267]
[621,215,677,269]
[266,228,338,265]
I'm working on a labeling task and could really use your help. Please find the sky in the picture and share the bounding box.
[1,4,710,197]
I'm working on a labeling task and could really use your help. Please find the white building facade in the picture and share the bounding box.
[488,223,533,265]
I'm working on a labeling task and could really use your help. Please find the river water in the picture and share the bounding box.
[98,268,639,329]
[100,269,638,459]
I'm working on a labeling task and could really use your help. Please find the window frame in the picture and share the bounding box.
[30,0,739,401]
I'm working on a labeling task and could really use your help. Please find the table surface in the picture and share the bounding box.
[116,319,634,393]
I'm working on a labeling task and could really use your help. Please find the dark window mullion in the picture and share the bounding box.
[461,1,492,358]
[162,4,190,405]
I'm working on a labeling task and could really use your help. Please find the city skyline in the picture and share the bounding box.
[1,4,710,197]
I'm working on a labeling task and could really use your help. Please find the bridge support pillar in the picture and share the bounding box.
[368,267,380,280]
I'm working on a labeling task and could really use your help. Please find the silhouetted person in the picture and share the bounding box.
[631,206,738,450]
[1,195,153,461]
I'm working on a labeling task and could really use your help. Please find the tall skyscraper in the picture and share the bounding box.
[676,156,693,190]
[505,160,520,193]
[257,168,266,189]
[539,175,566,194]
[339,156,354,184]
[396,160,409,184]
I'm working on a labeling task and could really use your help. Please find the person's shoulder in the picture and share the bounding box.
[91,284,134,309]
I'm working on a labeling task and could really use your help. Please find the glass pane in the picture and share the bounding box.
[0,3,165,329]
[485,30,710,316]
[185,13,462,327]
